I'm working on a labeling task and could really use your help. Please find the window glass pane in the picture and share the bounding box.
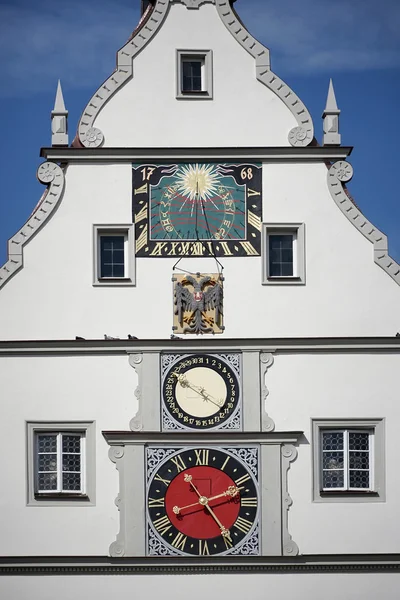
[182,60,202,92]
[349,431,369,451]
[62,454,81,472]
[322,451,344,470]
[349,451,369,470]
[38,472,58,491]
[62,435,81,453]
[349,470,370,488]
[63,472,81,491]
[322,431,344,451]
[268,234,293,277]
[100,235,125,278]
[38,454,57,472]
[323,470,344,488]
[37,434,57,453]
[281,262,293,276]
[113,264,125,278]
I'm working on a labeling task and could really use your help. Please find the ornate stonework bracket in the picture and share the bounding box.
[77,0,170,147]
[0,162,65,290]
[215,1,314,146]
[108,446,126,558]
[260,352,276,432]
[328,161,400,286]
[281,444,299,557]
[128,353,144,431]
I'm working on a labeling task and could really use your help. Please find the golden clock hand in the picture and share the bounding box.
[207,485,244,503]
[172,497,207,515]
[173,485,244,514]
[184,475,231,541]
[204,503,232,541]
[184,473,202,497]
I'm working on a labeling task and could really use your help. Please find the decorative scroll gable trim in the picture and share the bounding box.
[0,162,65,290]
[215,1,314,147]
[328,161,400,286]
[77,0,170,147]
[77,0,313,147]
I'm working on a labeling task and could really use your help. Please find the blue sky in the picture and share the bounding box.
[0,0,399,265]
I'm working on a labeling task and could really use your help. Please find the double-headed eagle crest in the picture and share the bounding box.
[173,273,224,334]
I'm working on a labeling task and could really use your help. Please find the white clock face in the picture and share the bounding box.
[162,353,241,431]
[175,366,227,418]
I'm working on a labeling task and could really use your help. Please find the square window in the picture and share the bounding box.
[93,225,135,286]
[312,419,385,503]
[177,50,213,99]
[27,422,95,506]
[262,223,305,285]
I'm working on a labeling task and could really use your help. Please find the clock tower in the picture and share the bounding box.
[0,0,399,597]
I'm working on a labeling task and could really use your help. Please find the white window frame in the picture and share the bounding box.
[312,419,385,503]
[320,428,374,492]
[93,224,135,286]
[35,431,86,495]
[27,422,96,506]
[262,223,305,285]
[176,49,213,99]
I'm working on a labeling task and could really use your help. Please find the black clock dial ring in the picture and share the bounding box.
[162,354,240,430]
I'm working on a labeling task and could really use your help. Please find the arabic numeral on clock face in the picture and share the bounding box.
[162,354,241,430]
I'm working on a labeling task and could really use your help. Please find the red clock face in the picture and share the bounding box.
[147,447,259,556]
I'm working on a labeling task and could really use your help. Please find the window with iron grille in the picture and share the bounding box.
[312,419,385,503]
[321,429,372,491]
[27,422,95,505]
[36,432,85,494]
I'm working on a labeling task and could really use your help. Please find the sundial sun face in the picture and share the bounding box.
[175,164,221,202]
[132,162,263,257]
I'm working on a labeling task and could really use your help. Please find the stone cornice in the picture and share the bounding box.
[1,554,400,575]
[41,146,353,162]
[0,337,399,355]
[103,431,302,445]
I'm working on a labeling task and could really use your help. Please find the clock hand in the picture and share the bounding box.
[207,485,244,503]
[184,475,232,541]
[172,373,224,409]
[172,485,244,515]
[198,388,225,408]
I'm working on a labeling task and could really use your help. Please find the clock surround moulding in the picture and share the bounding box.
[128,350,275,433]
[105,431,301,559]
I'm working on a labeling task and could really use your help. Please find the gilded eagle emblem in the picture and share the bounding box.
[173,273,224,334]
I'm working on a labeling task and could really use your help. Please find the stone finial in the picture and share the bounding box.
[322,79,341,146]
[51,80,68,147]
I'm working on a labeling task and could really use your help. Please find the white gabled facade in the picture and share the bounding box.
[0,1,399,599]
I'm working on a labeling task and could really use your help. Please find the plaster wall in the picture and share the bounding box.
[266,352,399,554]
[0,354,136,556]
[0,161,398,340]
[2,573,400,600]
[0,352,398,557]
[95,3,297,147]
